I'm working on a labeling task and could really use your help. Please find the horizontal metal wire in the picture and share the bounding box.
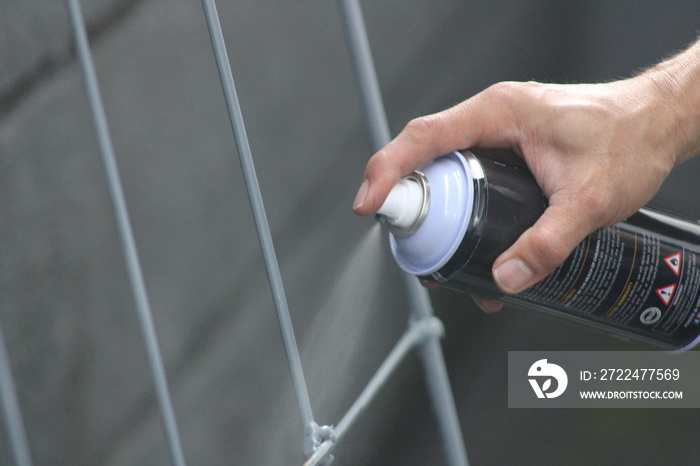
[303,317,445,466]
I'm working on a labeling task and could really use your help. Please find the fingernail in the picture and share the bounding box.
[470,294,503,314]
[353,179,369,211]
[493,258,533,294]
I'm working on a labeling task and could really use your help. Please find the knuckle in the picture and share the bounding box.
[483,81,529,100]
[576,187,613,224]
[484,81,514,96]
[478,81,539,125]
[402,115,441,147]
[528,225,573,271]
[366,147,400,179]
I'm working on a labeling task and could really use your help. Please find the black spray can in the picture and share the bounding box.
[375,149,700,350]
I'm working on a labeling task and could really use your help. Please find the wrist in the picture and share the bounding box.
[641,39,700,165]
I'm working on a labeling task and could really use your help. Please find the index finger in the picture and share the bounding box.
[353,86,522,215]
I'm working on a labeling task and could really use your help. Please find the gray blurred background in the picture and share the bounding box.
[1,1,699,465]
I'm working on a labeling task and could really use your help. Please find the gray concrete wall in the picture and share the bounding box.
[1,1,699,465]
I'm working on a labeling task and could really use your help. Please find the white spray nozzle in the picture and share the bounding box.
[376,172,429,235]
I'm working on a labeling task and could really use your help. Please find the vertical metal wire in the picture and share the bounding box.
[199,0,315,428]
[65,1,186,465]
[337,1,469,464]
[0,321,33,466]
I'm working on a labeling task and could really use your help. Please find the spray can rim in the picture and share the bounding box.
[388,151,476,276]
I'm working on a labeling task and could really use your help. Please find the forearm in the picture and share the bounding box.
[641,38,700,165]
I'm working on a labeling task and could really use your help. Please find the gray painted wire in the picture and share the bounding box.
[0,2,470,466]
[303,317,445,465]
[199,0,315,427]
[337,1,469,464]
[0,320,33,466]
[66,1,187,465]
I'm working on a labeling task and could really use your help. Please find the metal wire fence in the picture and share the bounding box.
[0,1,469,464]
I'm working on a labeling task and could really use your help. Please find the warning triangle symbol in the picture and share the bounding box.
[663,252,682,276]
[655,284,677,307]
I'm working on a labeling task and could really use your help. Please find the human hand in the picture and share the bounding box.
[354,43,700,306]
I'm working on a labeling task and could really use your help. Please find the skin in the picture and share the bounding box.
[353,39,700,311]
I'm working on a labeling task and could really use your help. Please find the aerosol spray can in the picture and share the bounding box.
[376,149,700,350]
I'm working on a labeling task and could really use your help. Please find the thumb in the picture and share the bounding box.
[492,200,594,294]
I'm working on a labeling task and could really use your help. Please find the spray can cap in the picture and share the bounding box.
[375,172,430,236]
[376,152,475,276]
